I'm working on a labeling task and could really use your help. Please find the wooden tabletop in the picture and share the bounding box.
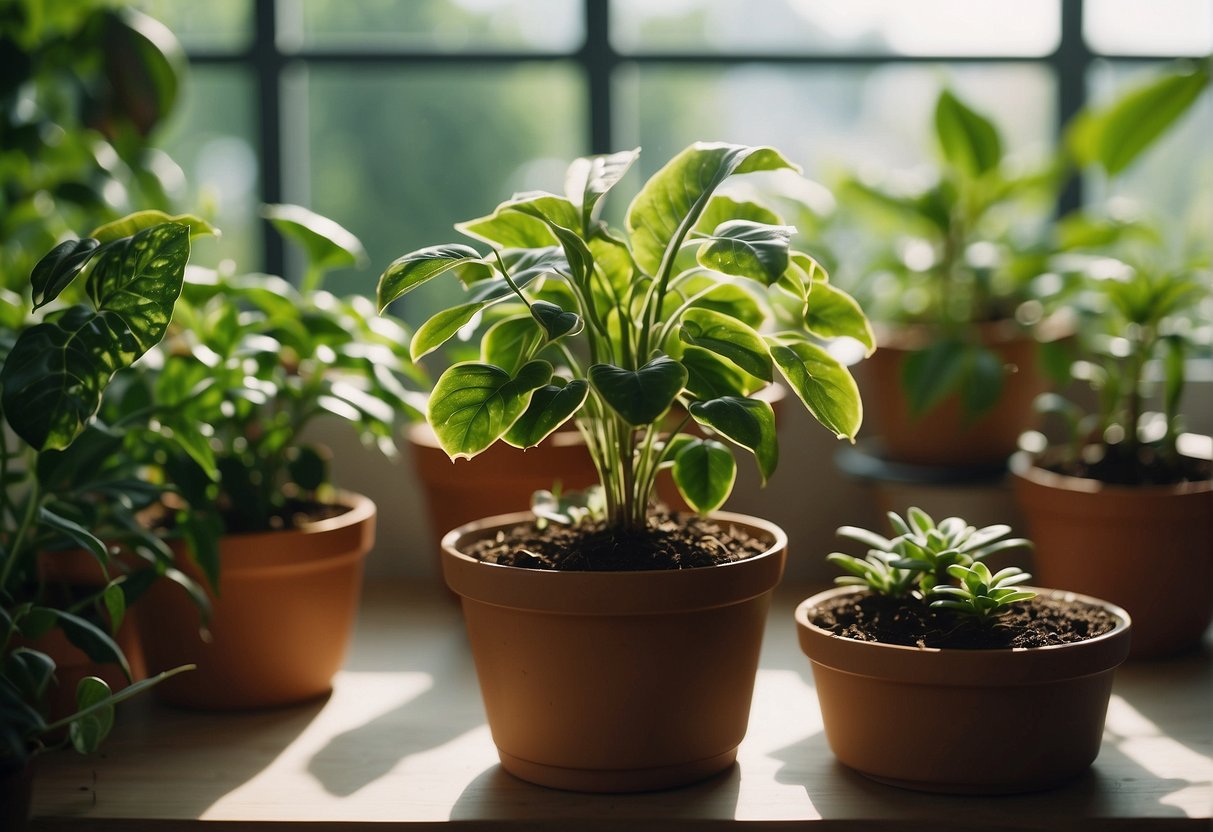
[29,581,1213,830]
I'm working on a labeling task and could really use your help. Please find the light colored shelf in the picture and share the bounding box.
[30,580,1213,830]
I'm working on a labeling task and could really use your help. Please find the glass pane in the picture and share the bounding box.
[137,0,251,51]
[1086,61,1213,247]
[289,0,583,52]
[611,0,1060,56]
[301,64,586,323]
[156,66,261,272]
[1085,0,1213,56]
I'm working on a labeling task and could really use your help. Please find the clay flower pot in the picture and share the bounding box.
[796,585,1131,794]
[1010,451,1213,658]
[137,493,375,709]
[859,318,1069,467]
[442,511,787,793]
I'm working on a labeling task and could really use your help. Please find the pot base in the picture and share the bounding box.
[498,748,737,793]
[856,766,1086,796]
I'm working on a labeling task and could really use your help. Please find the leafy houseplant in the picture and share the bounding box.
[0,217,198,825]
[378,141,873,791]
[131,205,419,709]
[1012,262,1212,658]
[796,508,1131,794]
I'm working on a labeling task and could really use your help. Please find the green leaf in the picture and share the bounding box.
[694,195,782,235]
[696,220,794,285]
[626,142,798,276]
[410,301,486,362]
[901,338,970,420]
[689,396,778,484]
[677,275,767,330]
[504,380,589,448]
[457,192,580,249]
[672,438,737,514]
[935,89,1002,177]
[589,356,688,426]
[770,339,862,440]
[427,361,553,459]
[481,315,545,375]
[91,211,217,243]
[804,281,876,355]
[263,203,366,271]
[3,648,55,704]
[31,238,101,310]
[679,307,772,381]
[288,445,328,491]
[37,507,108,564]
[102,584,126,636]
[960,346,1006,421]
[530,300,583,340]
[377,244,493,310]
[56,610,131,680]
[681,346,766,400]
[69,677,115,754]
[565,148,640,232]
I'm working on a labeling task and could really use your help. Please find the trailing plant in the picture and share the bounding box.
[0,215,202,763]
[828,507,1034,621]
[378,142,874,532]
[139,205,424,589]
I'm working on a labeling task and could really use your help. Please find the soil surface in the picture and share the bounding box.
[1046,442,1212,486]
[809,591,1119,649]
[460,512,769,571]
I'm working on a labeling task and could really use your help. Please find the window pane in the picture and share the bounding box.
[1085,0,1213,56]
[288,0,583,52]
[611,0,1060,56]
[300,64,586,322]
[156,66,261,271]
[138,0,251,52]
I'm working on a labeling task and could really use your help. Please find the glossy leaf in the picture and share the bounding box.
[626,142,798,275]
[458,192,580,249]
[69,676,115,754]
[672,438,736,514]
[427,360,553,459]
[102,584,126,636]
[504,380,589,448]
[565,148,639,232]
[770,339,862,440]
[31,238,101,310]
[92,211,217,243]
[38,507,108,564]
[56,610,131,679]
[86,222,190,352]
[589,356,688,426]
[694,195,782,234]
[681,346,766,400]
[678,277,767,331]
[805,281,876,355]
[935,89,1002,178]
[679,307,772,381]
[377,244,493,310]
[263,203,365,271]
[531,300,583,341]
[696,220,794,285]
[689,396,778,484]
[481,315,545,374]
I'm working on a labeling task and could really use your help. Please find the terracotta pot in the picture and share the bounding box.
[1010,451,1213,658]
[796,585,1131,794]
[136,493,375,709]
[442,510,787,793]
[409,423,599,561]
[859,318,1069,466]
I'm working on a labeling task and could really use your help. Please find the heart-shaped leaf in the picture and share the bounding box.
[689,396,778,484]
[672,438,736,514]
[481,315,545,374]
[589,356,688,426]
[428,360,553,459]
[696,219,794,285]
[679,307,772,381]
[626,142,798,276]
[770,338,862,440]
[935,89,1002,178]
[263,203,366,271]
[531,300,583,341]
[31,238,101,310]
[805,281,875,355]
[69,676,115,754]
[378,244,493,311]
[504,379,589,448]
[565,148,639,231]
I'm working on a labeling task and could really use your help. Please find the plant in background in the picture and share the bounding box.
[828,507,1034,622]
[140,205,424,590]
[378,142,874,532]
[0,216,201,762]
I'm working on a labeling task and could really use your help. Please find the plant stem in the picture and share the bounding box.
[0,476,41,593]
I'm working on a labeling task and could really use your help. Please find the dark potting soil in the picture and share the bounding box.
[460,512,769,571]
[1045,442,1212,487]
[809,591,1119,649]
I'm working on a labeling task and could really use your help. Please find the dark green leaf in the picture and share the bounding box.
[31,238,101,310]
[672,438,736,514]
[696,220,794,285]
[935,89,1002,177]
[589,356,688,426]
[679,307,772,381]
[504,380,589,448]
[56,610,131,680]
[38,507,108,564]
[901,338,970,420]
[288,445,328,491]
[681,346,766,400]
[770,339,862,440]
[102,584,126,637]
[531,300,583,340]
[428,361,553,459]
[689,396,778,484]
[960,346,1006,421]
[377,244,492,311]
[3,648,55,704]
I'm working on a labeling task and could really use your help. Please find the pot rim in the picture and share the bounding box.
[441,510,788,615]
[872,311,1075,351]
[214,490,376,543]
[796,585,1132,685]
[1009,448,1213,497]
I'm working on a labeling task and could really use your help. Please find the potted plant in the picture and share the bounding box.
[796,507,1131,794]
[1011,262,1212,658]
[1,217,199,829]
[377,141,873,792]
[131,205,421,709]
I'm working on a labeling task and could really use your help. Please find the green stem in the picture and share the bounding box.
[0,477,41,594]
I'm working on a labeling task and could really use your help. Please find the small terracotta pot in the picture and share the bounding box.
[1010,451,1213,658]
[859,318,1069,466]
[136,493,375,709]
[796,585,1131,794]
[442,511,787,793]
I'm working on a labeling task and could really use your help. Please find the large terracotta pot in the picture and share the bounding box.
[1010,451,1213,658]
[442,511,787,793]
[859,318,1069,467]
[137,493,375,709]
[796,585,1131,794]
